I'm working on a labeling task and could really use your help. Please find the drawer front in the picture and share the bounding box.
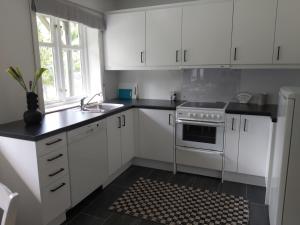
[37,133,67,157]
[42,176,71,225]
[39,149,69,186]
[176,147,223,171]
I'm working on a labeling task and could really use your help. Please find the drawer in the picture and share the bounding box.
[42,176,71,225]
[39,149,69,186]
[176,147,223,171]
[37,133,67,157]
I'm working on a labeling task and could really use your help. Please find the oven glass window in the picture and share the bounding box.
[182,124,216,144]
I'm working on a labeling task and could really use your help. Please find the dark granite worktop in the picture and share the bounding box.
[226,102,278,123]
[0,100,278,141]
[0,99,183,141]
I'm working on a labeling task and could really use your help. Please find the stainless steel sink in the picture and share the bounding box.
[82,103,124,113]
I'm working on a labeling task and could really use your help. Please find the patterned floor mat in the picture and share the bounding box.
[109,177,249,225]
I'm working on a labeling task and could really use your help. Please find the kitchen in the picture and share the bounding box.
[0,0,299,225]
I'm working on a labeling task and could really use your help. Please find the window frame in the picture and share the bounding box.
[36,13,90,109]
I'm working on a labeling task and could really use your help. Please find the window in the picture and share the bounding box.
[36,13,100,109]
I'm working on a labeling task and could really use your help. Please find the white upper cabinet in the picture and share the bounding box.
[146,7,182,66]
[181,0,233,66]
[104,12,146,68]
[274,0,300,64]
[231,0,277,65]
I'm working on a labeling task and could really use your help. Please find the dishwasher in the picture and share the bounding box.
[67,120,108,207]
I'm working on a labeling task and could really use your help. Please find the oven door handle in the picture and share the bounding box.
[176,119,225,127]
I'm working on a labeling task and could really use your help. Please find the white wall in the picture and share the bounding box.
[0,0,36,124]
[0,0,117,124]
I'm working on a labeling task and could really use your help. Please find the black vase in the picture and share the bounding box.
[23,92,43,126]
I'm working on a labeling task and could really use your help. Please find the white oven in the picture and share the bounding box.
[176,119,225,152]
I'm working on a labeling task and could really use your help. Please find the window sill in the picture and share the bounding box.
[45,102,80,114]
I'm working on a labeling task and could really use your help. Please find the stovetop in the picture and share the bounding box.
[178,101,227,110]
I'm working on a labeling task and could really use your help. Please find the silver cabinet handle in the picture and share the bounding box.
[169,114,172,125]
[231,118,235,131]
[122,115,126,127]
[234,47,237,61]
[50,183,66,192]
[46,138,62,146]
[118,116,121,129]
[183,50,187,62]
[48,168,65,177]
[243,119,248,132]
[47,154,63,162]
[176,50,180,63]
[140,51,145,63]
[277,46,281,61]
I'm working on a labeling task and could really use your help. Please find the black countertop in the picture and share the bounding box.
[226,102,278,123]
[0,100,278,141]
[0,99,183,141]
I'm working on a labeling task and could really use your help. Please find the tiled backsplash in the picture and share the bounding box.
[180,69,241,102]
[117,69,300,104]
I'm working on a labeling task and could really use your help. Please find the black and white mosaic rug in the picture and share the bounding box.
[109,177,249,225]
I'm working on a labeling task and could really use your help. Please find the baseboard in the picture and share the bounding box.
[103,160,133,188]
[133,158,173,171]
[133,158,266,187]
[223,171,266,187]
[48,213,66,225]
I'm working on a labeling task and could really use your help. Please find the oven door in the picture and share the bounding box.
[176,119,224,152]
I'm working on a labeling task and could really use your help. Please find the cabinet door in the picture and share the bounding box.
[107,114,122,176]
[105,12,146,68]
[274,0,300,64]
[182,0,233,65]
[138,109,174,163]
[121,109,135,165]
[146,7,182,66]
[224,114,240,172]
[231,0,277,64]
[238,115,271,177]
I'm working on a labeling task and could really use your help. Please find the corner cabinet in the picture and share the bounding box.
[274,0,300,64]
[104,12,146,69]
[181,0,233,66]
[107,109,135,176]
[138,109,175,163]
[225,114,272,177]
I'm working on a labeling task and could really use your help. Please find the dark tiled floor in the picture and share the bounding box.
[64,166,269,225]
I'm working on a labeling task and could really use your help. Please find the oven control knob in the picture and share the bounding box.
[216,114,221,119]
[205,114,209,118]
[211,114,215,119]
[200,113,204,118]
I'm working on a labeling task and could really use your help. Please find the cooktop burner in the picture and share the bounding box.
[179,102,227,109]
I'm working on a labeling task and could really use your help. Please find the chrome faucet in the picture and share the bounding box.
[80,93,102,110]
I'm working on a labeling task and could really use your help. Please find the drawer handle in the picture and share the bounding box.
[49,168,65,177]
[50,183,66,192]
[183,50,187,62]
[122,115,126,127]
[46,138,62,146]
[47,154,63,162]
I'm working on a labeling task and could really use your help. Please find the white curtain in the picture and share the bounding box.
[31,0,106,30]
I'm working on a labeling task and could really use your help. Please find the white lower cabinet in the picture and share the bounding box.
[225,114,272,177]
[0,133,71,225]
[107,109,135,176]
[138,109,175,163]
